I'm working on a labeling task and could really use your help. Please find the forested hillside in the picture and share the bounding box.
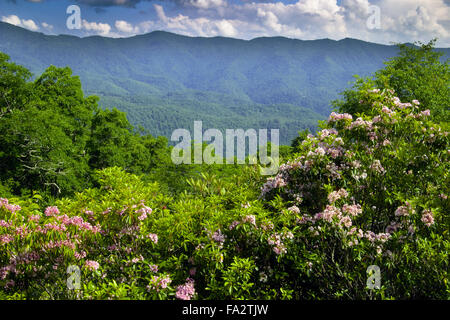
[0,38,448,300]
[4,22,449,144]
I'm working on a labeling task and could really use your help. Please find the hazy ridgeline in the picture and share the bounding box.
[4,22,449,144]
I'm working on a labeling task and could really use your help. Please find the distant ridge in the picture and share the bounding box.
[1,21,448,144]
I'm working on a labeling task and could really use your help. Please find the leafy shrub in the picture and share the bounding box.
[0,90,448,300]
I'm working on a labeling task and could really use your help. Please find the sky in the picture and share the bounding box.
[0,0,449,46]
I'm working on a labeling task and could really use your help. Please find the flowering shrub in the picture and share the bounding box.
[258,88,449,298]
[0,89,448,300]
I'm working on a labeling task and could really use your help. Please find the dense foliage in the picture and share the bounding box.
[0,41,448,300]
[0,52,170,198]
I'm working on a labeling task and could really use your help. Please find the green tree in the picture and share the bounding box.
[0,64,97,196]
[334,39,450,122]
[87,108,170,175]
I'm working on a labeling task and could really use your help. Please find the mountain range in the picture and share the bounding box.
[1,21,448,145]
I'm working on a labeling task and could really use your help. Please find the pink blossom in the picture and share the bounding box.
[0,198,8,207]
[29,215,41,222]
[365,231,376,243]
[0,220,11,228]
[148,233,158,244]
[420,109,431,117]
[85,260,100,271]
[138,212,147,220]
[327,189,348,203]
[342,204,362,216]
[4,204,21,214]
[74,251,87,260]
[149,264,158,273]
[0,234,13,245]
[340,216,352,228]
[242,215,256,226]
[316,205,341,222]
[176,278,196,300]
[421,210,434,227]
[229,220,240,230]
[375,233,391,243]
[84,210,94,216]
[328,112,353,122]
[148,274,172,292]
[395,205,410,217]
[44,206,60,217]
[212,229,225,244]
[370,160,385,174]
[288,206,300,214]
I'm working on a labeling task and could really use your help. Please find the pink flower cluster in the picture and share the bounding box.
[421,210,434,227]
[395,203,414,217]
[328,112,353,122]
[28,215,41,222]
[327,189,349,203]
[242,215,256,227]
[211,229,226,244]
[44,206,60,217]
[0,220,11,228]
[148,233,158,244]
[0,234,13,245]
[287,206,300,214]
[391,96,413,109]
[347,118,373,130]
[370,160,385,174]
[342,204,362,216]
[85,260,100,271]
[0,198,21,214]
[149,264,158,273]
[318,128,338,140]
[315,205,341,223]
[229,220,240,230]
[267,233,287,255]
[50,214,101,233]
[136,204,152,221]
[260,175,287,196]
[74,251,87,260]
[147,274,172,292]
[175,278,196,300]
[43,239,76,251]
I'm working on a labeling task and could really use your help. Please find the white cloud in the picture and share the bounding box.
[115,20,139,34]
[140,5,241,38]
[1,15,21,26]
[187,0,227,10]
[22,19,39,31]
[18,0,443,46]
[1,14,40,32]
[147,0,449,45]
[41,22,54,30]
[82,19,113,36]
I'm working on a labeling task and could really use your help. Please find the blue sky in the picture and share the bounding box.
[1,0,449,46]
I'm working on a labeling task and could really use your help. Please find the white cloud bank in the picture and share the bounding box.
[1,14,40,31]
[111,0,449,46]
[2,1,450,46]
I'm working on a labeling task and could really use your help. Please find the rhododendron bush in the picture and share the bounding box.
[259,88,449,299]
[1,89,449,300]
